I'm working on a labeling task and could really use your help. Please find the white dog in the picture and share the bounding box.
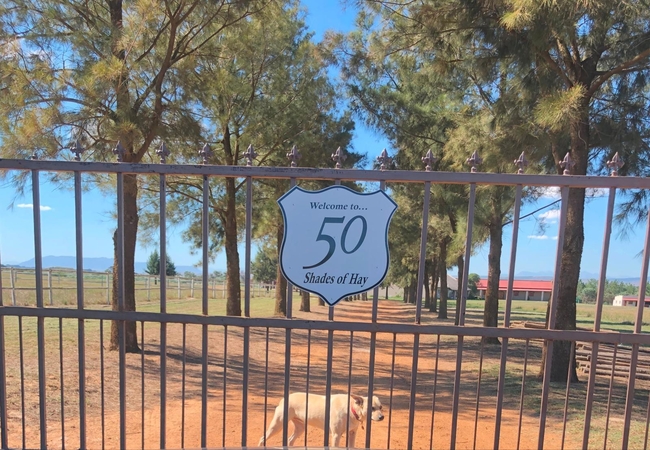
[258,392,384,448]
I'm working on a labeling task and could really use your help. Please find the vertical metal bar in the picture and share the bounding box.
[19,317,26,449]
[74,170,87,450]
[364,179,386,448]
[324,322,334,447]
[323,179,342,447]
[428,334,441,450]
[263,327,270,448]
[10,268,15,306]
[494,184,522,449]
[415,181,431,324]
[32,170,47,449]
[116,172,127,450]
[643,386,650,450]
[407,333,420,450]
[603,345,618,450]
[100,320,105,450]
[516,339,530,450]
[622,205,650,450]
[48,270,53,305]
[283,177,296,447]
[141,322,145,450]
[159,174,167,449]
[201,175,209,448]
[387,334,397,449]
[450,182,476,448]
[538,186,570,449]
[407,179,431,450]
[304,329,312,446]
[472,339,485,450]
[561,342,576,450]
[582,187,616,449]
[458,182,476,326]
[242,176,253,447]
[222,326,228,448]
[59,318,66,450]
[282,326,292,447]
[345,332,354,447]
[0,245,8,450]
[181,323,186,449]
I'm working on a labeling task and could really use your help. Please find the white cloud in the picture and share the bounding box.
[586,188,608,198]
[528,234,559,240]
[539,210,561,220]
[538,186,561,199]
[538,186,608,199]
[17,203,52,211]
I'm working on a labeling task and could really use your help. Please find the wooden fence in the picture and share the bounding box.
[0,267,275,306]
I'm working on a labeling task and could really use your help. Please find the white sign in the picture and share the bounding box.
[278,185,397,306]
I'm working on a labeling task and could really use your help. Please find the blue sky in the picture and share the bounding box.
[0,1,647,281]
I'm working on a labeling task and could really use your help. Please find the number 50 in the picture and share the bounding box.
[302,215,368,269]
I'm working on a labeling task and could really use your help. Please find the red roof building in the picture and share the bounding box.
[475,279,553,301]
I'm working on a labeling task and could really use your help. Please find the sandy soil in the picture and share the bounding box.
[3,299,573,449]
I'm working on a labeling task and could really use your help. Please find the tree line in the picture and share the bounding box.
[2,0,650,382]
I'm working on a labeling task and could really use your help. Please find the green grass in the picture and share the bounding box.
[4,269,650,448]
[0,268,263,307]
[451,299,650,333]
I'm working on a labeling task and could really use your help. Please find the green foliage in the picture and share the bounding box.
[251,245,278,284]
[468,273,481,299]
[144,250,177,276]
[577,279,644,305]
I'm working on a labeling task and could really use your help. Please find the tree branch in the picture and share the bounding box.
[588,47,650,97]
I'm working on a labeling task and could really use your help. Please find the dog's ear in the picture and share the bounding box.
[351,394,364,406]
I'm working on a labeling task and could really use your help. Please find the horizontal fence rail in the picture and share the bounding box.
[2,158,650,189]
[0,154,649,450]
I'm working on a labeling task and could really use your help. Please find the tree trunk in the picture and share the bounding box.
[483,217,502,345]
[430,271,439,313]
[539,102,589,383]
[224,175,242,316]
[424,264,431,309]
[275,221,287,316]
[455,255,464,325]
[107,0,138,353]
[409,281,417,304]
[403,286,409,304]
[318,297,325,306]
[110,173,140,352]
[429,254,438,312]
[299,290,310,312]
[222,126,241,317]
[438,239,448,319]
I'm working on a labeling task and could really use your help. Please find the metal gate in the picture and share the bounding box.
[0,150,649,449]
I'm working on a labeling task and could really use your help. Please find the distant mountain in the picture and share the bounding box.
[17,255,204,275]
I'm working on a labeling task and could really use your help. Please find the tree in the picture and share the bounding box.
[468,273,481,299]
[0,0,264,352]
[251,245,277,284]
[496,0,650,381]
[144,250,177,284]
[135,1,362,318]
[344,0,650,381]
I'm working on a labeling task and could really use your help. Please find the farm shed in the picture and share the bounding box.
[476,279,553,301]
[613,294,650,307]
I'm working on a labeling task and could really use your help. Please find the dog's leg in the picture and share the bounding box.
[258,406,283,446]
[332,432,342,448]
[287,418,305,446]
[347,429,357,449]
